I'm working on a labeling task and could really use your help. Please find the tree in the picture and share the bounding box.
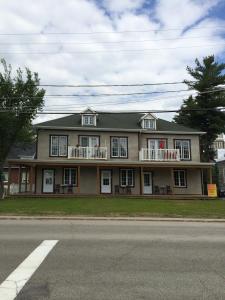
[174,55,225,161]
[0,59,45,198]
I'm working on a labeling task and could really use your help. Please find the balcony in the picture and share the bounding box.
[139,148,180,161]
[68,146,107,160]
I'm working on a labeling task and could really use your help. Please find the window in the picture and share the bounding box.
[174,140,191,160]
[64,168,77,185]
[50,135,68,157]
[120,169,134,187]
[143,119,156,129]
[111,137,128,158]
[82,115,96,126]
[174,170,187,187]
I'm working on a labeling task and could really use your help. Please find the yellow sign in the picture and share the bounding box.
[207,184,217,197]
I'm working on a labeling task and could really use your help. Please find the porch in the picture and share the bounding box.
[6,160,214,196]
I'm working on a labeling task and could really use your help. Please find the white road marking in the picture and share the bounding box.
[0,240,58,300]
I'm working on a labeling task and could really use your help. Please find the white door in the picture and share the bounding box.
[43,169,54,193]
[101,170,111,194]
[143,172,152,194]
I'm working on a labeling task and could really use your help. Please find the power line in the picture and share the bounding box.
[1,42,224,55]
[0,80,186,87]
[0,108,224,114]
[0,25,224,35]
[0,87,224,99]
[0,35,219,46]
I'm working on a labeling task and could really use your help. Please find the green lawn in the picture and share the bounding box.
[0,197,225,218]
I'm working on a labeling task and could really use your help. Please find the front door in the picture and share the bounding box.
[143,172,152,194]
[101,170,111,194]
[43,169,54,193]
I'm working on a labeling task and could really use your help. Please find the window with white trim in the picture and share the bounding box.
[50,135,68,157]
[143,119,156,129]
[174,140,191,160]
[82,115,96,126]
[120,169,134,187]
[64,168,77,185]
[111,137,128,158]
[174,170,187,187]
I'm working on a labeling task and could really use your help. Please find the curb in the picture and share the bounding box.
[0,216,225,222]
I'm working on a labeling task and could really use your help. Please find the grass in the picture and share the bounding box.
[0,196,225,218]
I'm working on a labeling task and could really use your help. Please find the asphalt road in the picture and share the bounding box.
[0,219,225,300]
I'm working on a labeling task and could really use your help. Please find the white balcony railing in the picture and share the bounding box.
[68,146,107,160]
[139,148,180,161]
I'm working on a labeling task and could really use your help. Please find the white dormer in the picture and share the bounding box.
[81,108,97,126]
[140,113,157,130]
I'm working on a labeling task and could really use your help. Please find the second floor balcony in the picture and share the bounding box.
[139,148,180,161]
[68,146,107,160]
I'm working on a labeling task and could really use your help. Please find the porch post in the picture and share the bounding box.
[7,165,11,196]
[77,166,80,194]
[140,167,143,195]
[29,165,34,194]
[208,167,212,184]
[96,166,100,194]
[25,167,28,192]
[18,165,21,193]
[170,168,174,194]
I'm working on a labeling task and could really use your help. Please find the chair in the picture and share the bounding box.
[67,185,73,194]
[55,184,60,193]
[154,185,160,195]
[166,185,172,195]
[126,187,131,195]
[115,185,120,195]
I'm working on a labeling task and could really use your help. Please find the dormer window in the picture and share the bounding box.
[140,113,157,130]
[143,119,155,129]
[81,108,97,126]
[83,115,95,126]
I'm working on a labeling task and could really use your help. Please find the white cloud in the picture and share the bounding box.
[0,0,224,124]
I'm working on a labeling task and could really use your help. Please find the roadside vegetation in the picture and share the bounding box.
[0,197,225,218]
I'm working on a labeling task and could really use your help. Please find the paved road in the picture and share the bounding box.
[0,220,224,300]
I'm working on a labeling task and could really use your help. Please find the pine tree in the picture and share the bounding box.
[174,55,225,161]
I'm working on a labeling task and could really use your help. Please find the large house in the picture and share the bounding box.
[7,109,213,196]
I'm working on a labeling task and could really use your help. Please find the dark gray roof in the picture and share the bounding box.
[7,143,36,160]
[35,112,201,133]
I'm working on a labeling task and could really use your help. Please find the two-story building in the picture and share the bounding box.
[7,109,213,196]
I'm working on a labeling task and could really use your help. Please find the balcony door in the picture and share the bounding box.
[79,136,99,147]
[79,136,100,158]
[148,139,166,160]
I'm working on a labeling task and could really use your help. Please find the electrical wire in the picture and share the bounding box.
[1,42,225,55]
[0,25,224,35]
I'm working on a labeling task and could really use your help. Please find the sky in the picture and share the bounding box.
[0,0,225,123]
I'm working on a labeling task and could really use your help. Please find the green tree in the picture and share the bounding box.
[174,55,225,161]
[0,59,45,198]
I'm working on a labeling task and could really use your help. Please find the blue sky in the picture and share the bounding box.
[0,0,225,122]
